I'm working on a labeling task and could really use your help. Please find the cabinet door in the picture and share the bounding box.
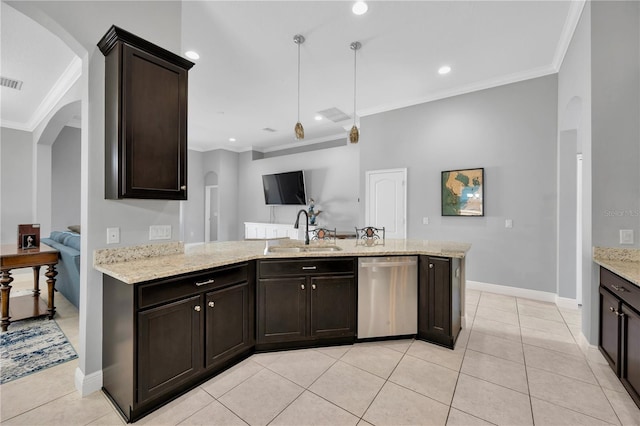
[621,304,640,406]
[120,44,188,199]
[205,282,253,369]
[310,276,356,339]
[599,286,621,374]
[419,256,452,346]
[257,278,307,343]
[137,295,201,404]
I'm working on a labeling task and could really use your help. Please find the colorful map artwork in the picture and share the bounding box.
[441,169,484,216]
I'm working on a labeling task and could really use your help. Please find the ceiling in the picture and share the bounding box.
[1,1,582,152]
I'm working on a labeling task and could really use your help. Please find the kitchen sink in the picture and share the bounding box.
[266,245,342,253]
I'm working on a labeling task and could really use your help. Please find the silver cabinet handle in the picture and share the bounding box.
[610,306,615,312]
[301,284,305,290]
[196,279,215,286]
[302,266,317,270]
[208,301,215,308]
[312,284,316,290]
[429,264,434,269]
[194,305,201,312]
[181,185,187,190]
[611,284,627,292]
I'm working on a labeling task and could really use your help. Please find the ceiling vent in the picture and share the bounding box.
[1,76,24,90]
[317,107,351,123]
[262,127,277,133]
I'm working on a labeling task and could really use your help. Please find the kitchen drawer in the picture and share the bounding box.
[258,258,355,278]
[138,263,248,309]
[601,268,640,312]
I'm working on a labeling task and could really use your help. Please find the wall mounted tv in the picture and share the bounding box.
[262,170,307,205]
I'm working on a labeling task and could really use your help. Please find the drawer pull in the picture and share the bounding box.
[302,266,317,270]
[312,284,316,290]
[301,284,305,290]
[208,301,215,308]
[429,264,434,269]
[194,305,201,312]
[611,284,627,292]
[195,279,215,287]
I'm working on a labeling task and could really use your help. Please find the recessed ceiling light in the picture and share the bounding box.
[229,138,236,142]
[314,115,323,121]
[185,51,200,60]
[438,65,452,75]
[352,1,368,15]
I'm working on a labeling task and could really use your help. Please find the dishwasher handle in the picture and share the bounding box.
[359,260,417,268]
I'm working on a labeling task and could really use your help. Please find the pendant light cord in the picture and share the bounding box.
[353,46,357,126]
[297,41,301,123]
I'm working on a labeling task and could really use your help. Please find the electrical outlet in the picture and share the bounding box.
[422,217,429,225]
[505,219,513,228]
[620,229,634,245]
[149,225,172,240]
[107,227,120,244]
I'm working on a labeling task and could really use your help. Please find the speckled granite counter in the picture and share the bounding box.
[95,239,471,284]
[593,247,640,286]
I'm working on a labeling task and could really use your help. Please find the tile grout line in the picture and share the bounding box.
[516,297,536,425]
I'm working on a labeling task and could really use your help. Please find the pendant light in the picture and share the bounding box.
[349,41,361,143]
[293,34,305,140]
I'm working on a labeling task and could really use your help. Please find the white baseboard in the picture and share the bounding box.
[75,367,102,397]
[555,296,579,310]
[467,280,557,303]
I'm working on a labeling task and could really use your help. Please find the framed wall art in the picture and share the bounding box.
[441,168,484,216]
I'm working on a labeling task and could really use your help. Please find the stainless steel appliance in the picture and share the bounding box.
[358,256,418,339]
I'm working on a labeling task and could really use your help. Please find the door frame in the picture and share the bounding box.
[365,168,407,238]
[205,185,219,243]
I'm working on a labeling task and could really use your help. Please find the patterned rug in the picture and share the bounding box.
[0,317,78,384]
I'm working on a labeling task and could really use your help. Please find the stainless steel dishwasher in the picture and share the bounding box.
[358,256,418,339]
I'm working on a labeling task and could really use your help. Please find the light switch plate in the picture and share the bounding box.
[620,229,634,245]
[149,225,172,240]
[107,227,120,244]
[505,219,513,228]
[422,217,429,225]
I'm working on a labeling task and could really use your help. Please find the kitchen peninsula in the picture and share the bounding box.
[96,238,471,422]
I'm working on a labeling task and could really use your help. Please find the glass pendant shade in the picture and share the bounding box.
[295,122,304,139]
[349,125,359,143]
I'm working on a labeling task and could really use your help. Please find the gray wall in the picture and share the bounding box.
[237,143,360,236]
[360,75,558,292]
[51,126,81,232]
[591,1,640,249]
[203,149,240,241]
[181,149,204,244]
[0,127,33,244]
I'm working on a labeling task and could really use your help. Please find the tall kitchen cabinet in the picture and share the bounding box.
[102,262,254,423]
[418,255,462,349]
[599,267,640,408]
[98,26,194,200]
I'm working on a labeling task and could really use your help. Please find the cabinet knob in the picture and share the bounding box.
[194,305,201,312]
[181,185,187,190]
[429,264,434,269]
[208,301,215,308]
[301,284,305,290]
[312,284,316,290]
[610,306,615,312]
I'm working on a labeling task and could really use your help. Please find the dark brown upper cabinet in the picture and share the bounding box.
[98,26,194,200]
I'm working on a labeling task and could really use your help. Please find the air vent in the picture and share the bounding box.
[317,107,351,123]
[262,127,277,133]
[1,76,24,90]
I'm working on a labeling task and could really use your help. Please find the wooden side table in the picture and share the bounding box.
[0,243,59,332]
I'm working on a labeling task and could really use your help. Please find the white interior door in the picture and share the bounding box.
[365,168,407,239]
[205,185,219,242]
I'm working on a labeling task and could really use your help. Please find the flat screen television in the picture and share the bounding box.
[262,170,307,205]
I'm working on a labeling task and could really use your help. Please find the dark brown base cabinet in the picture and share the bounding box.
[103,262,254,423]
[418,256,462,349]
[599,267,640,409]
[256,258,356,349]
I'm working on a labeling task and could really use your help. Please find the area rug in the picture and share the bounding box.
[0,317,77,384]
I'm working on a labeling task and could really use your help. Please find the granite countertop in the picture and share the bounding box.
[593,247,640,286]
[94,239,472,284]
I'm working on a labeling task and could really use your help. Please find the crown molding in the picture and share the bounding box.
[1,56,82,133]
[552,0,586,71]
[359,64,558,118]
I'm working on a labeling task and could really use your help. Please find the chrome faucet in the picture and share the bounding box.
[294,209,310,245]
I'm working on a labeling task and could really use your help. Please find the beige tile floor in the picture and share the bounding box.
[2,273,640,425]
